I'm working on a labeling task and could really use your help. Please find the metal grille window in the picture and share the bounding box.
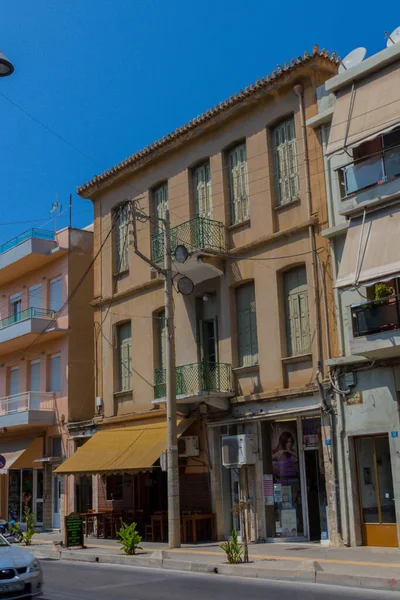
[235,283,258,367]
[117,322,132,391]
[273,117,299,206]
[115,205,129,274]
[284,266,311,356]
[228,144,249,225]
[153,183,168,234]
[193,162,212,219]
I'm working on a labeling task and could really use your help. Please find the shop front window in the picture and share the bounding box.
[262,419,304,538]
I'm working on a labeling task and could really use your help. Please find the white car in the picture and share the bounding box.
[0,534,42,598]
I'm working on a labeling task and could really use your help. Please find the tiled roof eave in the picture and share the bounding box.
[77,47,338,198]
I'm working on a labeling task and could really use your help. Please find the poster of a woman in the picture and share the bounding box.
[272,424,298,479]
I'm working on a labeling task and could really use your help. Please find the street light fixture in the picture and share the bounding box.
[0,50,14,77]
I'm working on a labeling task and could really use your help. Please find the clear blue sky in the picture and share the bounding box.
[0,1,397,243]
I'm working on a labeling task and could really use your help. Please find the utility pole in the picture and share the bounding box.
[130,202,181,548]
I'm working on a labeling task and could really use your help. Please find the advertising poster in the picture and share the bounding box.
[263,474,274,506]
[270,421,299,479]
[281,508,297,537]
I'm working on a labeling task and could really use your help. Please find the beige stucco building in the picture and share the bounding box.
[62,46,340,544]
[0,226,93,529]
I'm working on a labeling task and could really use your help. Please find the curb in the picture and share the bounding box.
[31,546,400,593]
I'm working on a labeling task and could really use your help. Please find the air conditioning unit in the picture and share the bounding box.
[178,436,200,457]
[221,434,257,467]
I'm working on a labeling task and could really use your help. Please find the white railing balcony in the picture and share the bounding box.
[0,391,56,428]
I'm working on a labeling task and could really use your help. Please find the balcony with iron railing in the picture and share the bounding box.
[0,391,56,428]
[154,361,233,408]
[0,228,65,285]
[151,217,226,284]
[349,294,400,358]
[339,142,400,214]
[0,307,65,354]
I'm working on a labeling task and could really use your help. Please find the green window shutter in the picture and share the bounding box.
[193,163,212,219]
[229,144,249,224]
[115,205,129,273]
[284,267,310,356]
[153,184,168,233]
[273,117,299,206]
[236,283,258,367]
[118,323,132,391]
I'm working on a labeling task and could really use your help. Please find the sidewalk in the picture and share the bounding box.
[30,532,400,592]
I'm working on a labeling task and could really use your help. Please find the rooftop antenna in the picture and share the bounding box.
[385,26,400,47]
[49,194,62,234]
[338,47,367,73]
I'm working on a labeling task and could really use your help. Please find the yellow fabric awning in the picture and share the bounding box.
[0,437,43,474]
[55,418,190,476]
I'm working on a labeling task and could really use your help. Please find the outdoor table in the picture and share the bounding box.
[80,511,117,539]
[182,513,216,544]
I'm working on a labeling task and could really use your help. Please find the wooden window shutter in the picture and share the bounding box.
[229,144,249,224]
[273,117,299,206]
[153,184,168,233]
[116,205,129,273]
[236,283,258,367]
[284,267,311,356]
[194,163,212,219]
[118,323,132,391]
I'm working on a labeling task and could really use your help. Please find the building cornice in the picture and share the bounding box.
[78,47,338,199]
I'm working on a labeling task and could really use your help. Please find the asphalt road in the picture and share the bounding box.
[41,560,400,600]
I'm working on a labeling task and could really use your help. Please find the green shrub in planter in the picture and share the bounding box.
[117,522,142,555]
[374,283,394,302]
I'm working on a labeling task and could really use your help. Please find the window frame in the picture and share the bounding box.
[49,276,62,313]
[273,116,300,207]
[235,282,259,368]
[283,266,311,357]
[116,321,132,392]
[192,161,212,219]
[228,143,250,225]
[114,204,130,275]
[152,183,168,234]
[48,353,61,392]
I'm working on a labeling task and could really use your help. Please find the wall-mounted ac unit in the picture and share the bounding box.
[221,434,256,467]
[178,436,200,457]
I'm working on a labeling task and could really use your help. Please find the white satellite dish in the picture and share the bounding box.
[386,26,400,47]
[338,47,367,73]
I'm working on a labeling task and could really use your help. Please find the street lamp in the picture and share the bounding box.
[0,50,14,77]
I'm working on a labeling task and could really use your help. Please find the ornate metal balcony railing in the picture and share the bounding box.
[151,217,225,265]
[0,307,55,330]
[154,361,232,400]
[0,228,55,255]
[351,295,400,337]
[0,391,55,416]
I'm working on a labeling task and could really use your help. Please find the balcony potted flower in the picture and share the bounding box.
[373,283,397,332]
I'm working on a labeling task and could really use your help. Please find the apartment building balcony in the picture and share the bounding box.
[0,228,67,285]
[151,217,226,284]
[0,391,55,429]
[153,361,234,409]
[349,295,400,358]
[0,308,66,354]
[339,141,400,216]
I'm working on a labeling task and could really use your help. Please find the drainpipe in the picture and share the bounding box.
[294,84,324,374]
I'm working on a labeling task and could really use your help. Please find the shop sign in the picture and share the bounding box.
[64,513,84,548]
